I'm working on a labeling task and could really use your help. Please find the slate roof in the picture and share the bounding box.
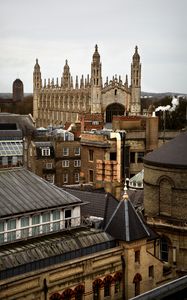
[62,188,119,220]
[0,228,116,280]
[0,113,36,136]
[63,187,144,219]
[144,130,187,169]
[104,194,150,242]
[0,168,83,218]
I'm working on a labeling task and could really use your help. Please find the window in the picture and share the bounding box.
[133,273,142,297]
[46,163,53,169]
[89,149,93,161]
[130,152,135,163]
[20,216,29,238]
[103,276,112,297]
[63,173,68,183]
[46,174,54,184]
[32,215,40,236]
[62,160,69,167]
[63,147,69,156]
[75,173,80,183]
[7,219,16,241]
[65,209,72,228]
[149,265,154,278]
[0,221,5,243]
[137,152,144,163]
[114,281,120,294]
[93,279,102,300]
[74,147,80,156]
[41,147,50,156]
[89,170,94,182]
[135,250,140,263]
[160,237,169,262]
[52,210,60,231]
[115,89,117,95]
[42,212,50,233]
[74,160,81,167]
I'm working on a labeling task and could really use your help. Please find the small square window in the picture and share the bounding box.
[46,163,53,169]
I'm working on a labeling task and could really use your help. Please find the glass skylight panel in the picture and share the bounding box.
[0,141,23,156]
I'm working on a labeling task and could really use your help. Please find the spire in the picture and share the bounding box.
[75,75,79,89]
[104,176,150,241]
[62,59,71,88]
[133,45,140,63]
[92,44,100,62]
[122,178,129,200]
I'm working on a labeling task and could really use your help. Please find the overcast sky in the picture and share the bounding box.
[0,0,187,94]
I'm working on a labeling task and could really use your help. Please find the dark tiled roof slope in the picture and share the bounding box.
[144,130,187,169]
[104,197,150,242]
[0,168,82,218]
[62,188,119,219]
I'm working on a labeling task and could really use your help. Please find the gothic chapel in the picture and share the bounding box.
[33,45,141,127]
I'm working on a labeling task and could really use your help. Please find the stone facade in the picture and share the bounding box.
[143,132,187,278]
[33,45,141,127]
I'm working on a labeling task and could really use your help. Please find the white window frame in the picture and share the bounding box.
[74,147,80,156]
[63,147,69,156]
[62,160,69,167]
[74,173,80,183]
[74,160,81,167]
[63,173,68,183]
[46,162,53,169]
[41,147,50,156]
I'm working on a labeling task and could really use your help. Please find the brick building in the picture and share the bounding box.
[27,129,81,186]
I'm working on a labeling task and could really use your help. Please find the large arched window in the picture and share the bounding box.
[93,279,103,300]
[103,275,113,297]
[50,293,62,300]
[133,273,142,296]
[106,103,125,123]
[61,288,74,300]
[74,285,85,300]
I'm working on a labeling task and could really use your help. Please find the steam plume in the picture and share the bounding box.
[155,96,179,112]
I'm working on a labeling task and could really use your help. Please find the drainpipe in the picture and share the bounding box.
[110,132,122,183]
[110,131,126,183]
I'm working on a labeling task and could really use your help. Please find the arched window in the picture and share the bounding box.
[50,292,62,300]
[133,273,142,296]
[61,288,74,300]
[93,279,103,300]
[103,275,113,297]
[74,285,85,300]
[113,272,122,294]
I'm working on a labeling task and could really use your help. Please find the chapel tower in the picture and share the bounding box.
[130,46,141,115]
[90,45,102,113]
[33,59,42,120]
[61,60,71,89]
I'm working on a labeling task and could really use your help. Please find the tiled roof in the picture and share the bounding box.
[62,188,119,219]
[144,130,187,168]
[0,168,82,218]
[104,195,150,242]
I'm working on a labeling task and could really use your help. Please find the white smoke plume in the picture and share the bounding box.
[155,96,179,112]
